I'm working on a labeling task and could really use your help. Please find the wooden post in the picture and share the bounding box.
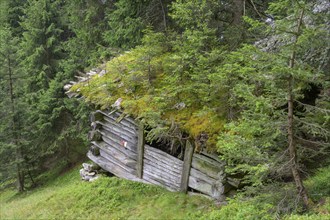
[180,140,194,193]
[136,122,145,178]
[90,111,104,122]
[88,130,102,141]
[90,145,100,156]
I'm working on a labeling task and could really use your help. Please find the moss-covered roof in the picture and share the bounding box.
[71,41,226,151]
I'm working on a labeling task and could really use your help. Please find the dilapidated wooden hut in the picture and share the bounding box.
[65,67,237,201]
[88,110,231,200]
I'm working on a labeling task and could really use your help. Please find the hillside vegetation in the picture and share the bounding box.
[0,0,329,218]
[0,166,214,219]
[1,165,329,219]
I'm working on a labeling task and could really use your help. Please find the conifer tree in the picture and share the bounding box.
[215,0,329,209]
[104,0,171,50]
[0,21,27,191]
[17,0,88,179]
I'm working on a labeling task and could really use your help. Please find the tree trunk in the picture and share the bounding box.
[158,0,167,30]
[16,154,25,192]
[288,75,309,208]
[287,9,309,209]
[232,0,244,25]
[8,54,25,192]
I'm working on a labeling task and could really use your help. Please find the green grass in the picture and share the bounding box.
[197,166,330,220]
[1,165,329,220]
[0,166,214,219]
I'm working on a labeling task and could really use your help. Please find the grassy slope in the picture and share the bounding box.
[1,165,329,220]
[0,167,214,219]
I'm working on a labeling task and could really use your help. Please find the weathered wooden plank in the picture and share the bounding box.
[188,175,224,200]
[143,164,180,188]
[192,154,225,180]
[100,124,137,147]
[200,151,224,164]
[180,141,194,193]
[143,156,182,175]
[144,149,183,173]
[193,153,225,170]
[190,168,217,185]
[98,120,135,137]
[99,149,136,175]
[141,172,176,192]
[145,145,183,163]
[102,117,137,135]
[92,142,137,169]
[143,160,181,186]
[142,169,179,191]
[95,138,137,160]
[100,125,137,145]
[144,145,183,167]
[96,110,137,130]
[112,111,138,126]
[87,151,140,182]
[136,123,145,178]
[100,129,137,152]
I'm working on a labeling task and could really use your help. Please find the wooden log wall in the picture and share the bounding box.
[87,110,228,200]
[189,152,227,200]
[143,145,183,191]
[88,111,139,181]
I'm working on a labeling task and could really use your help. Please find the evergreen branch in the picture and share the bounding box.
[295,100,330,113]
[247,0,263,18]
[295,135,330,148]
[295,117,330,135]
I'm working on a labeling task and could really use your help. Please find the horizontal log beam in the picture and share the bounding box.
[144,151,183,173]
[87,151,141,182]
[96,110,137,130]
[111,111,137,125]
[188,175,224,200]
[192,154,225,180]
[200,151,224,164]
[99,149,136,175]
[94,138,137,160]
[100,129,137,152]
[145,145,183,167]
[143,155,182,175]
[143,160,181,186]
[102,117,137,135]
[99,126,136,145]
[142,170,179,191]
[190,168,218,185]
[92,142,137,169]
[100,126,137,145]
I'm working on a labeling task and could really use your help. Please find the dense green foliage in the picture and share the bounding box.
[0,0,329,218]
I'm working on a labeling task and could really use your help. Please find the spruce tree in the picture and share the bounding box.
[0,23,27,191]
[215,0,329,209]
[17,0,88,179]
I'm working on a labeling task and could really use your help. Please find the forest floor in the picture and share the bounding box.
[0,164,329,219]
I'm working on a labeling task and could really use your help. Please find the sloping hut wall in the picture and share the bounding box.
[88,110,228,200]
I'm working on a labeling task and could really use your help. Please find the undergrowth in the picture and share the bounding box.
[0,166,213,219]
[1,165,329,219]
[196,165,330,220]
